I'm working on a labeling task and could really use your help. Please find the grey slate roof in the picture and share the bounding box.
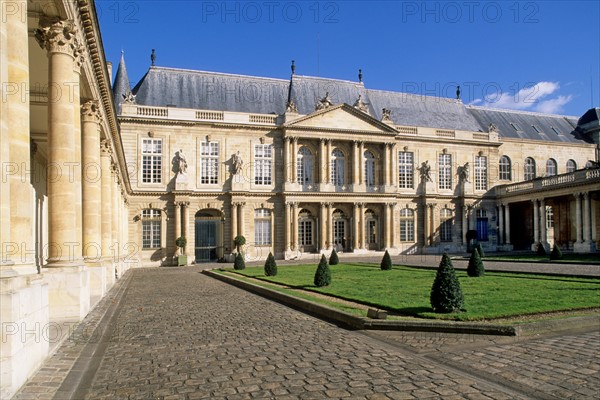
[127,65,592,144]
[112,52,131,112]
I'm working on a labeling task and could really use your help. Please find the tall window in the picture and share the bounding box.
[142,139,162,183]
[297,147,313,184]
[566,159,577,173]
[364,150,376,187]
[298,209,313,246]
[200,142,219,184]
[399,208,415,242]
[475,155,487,190]
[141,209,161,249]
[524,157,536,180]
[440,208,453,242]
[254,144,272,185]
[546,206,554,229]
[476,209,488,241]
[365,210,377,245]
[254,209,272,245]
[398,151,414,188]
[499,155,511,181]
[438,153,452,189]
[330,149,345,186]
[546,159,557,176]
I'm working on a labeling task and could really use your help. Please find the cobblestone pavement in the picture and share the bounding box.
[14,265,600,399]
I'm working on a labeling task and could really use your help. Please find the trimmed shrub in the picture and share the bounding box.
[430,253,464,313]
[264,252,278,276]
[329,248,339,265]
[314,254,331,287]
[475,243,485,258]
[234,252,245,270]
[550,244,563,260]
[380,250,392,270]
[233,235,246,253]
[467,248,485,277]
[536,242,547,256]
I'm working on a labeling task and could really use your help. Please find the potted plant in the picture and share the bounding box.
[233,235,246,254]
[175,236,187,266]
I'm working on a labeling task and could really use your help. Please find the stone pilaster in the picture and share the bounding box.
[182,202,190,256]
[283,137,291,182]
[292,202,299,250]
[100,140,114,289]
[352,203,360,251]
[174,202,181,246]
[583,192,591,244]
[326,139,332,184]
[327,203,333,250]
[285,202,291,253]
[497,203,504,245]
[359,203,366,250]
[575,193,583,243]
[231,202,238,248]
[504,203,511,245]
[532,199,539,250]
[319,203,327,251]
[319,139,326,185]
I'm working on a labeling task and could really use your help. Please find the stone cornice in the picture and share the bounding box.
[118,117,277,132]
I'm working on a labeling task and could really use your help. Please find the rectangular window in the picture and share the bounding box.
[367,220,377,244]
[141,209,161,249]
[142,139,162,183]
[398,151,414,189]
[440,220,452,242]
[400,220,414,242]
[200,142,219,184]
[254,144,272,185]
[438,154,452,190]
[475,156,487,190]
[254,220,271,245]
[298,220,313,246]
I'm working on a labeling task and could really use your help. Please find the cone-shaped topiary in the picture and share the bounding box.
[550,244,563,260]
[329,248,339,265]
[264,252,278,276]
[475,243,485,258]
[234,252,246,270]
[430,253,464,313]
[467,248,485,277]
[314,254,331,287]
[536,242,547,256]
[380,250,392,270]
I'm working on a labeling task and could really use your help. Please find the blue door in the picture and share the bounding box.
[195,220,217,262]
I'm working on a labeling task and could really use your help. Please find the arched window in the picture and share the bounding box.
[440,208,453,242]
[546,159,557,176]
[364,150,376,187]
[254,209,272,246]
[331,149,345,186]
[141,209,162,249]
[566,159,577,173]
[365,209,378,245]
[524,157,536,180]
[399,208,415,242]
[297,147,313,184]
[499,156,512,181]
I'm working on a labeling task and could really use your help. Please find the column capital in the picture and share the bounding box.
[81,100,101,123]
[35,17,81,57]
[385,202,396,208]
[354,202,365,207]
[100,139,112,155]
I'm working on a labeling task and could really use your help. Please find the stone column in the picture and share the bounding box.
[174,202,181,245]
[504,204,511,245]
[575,193,583,243]
[391,143,398,188]
[238,202,245,237]
[497,203,504,245]
[359,203,366,249]
[539,199,547,245]
[284,137,290,182]
[81,101,102,261]
[291,137,298,183]
[100,140,114,288]
[182,202,190,256]
[429,204,436,246]
[326,140,332,184]
[73,51,83,261]
[532,199,539,244]
[319,139,326,184]
[462,205,469,245]
[353,203,360,250]
[292,202,299,249]
[285,202,291,253]
[231,202,238,247]
[352,141,360,185]
[423,203,429,248]
[390,203,397,248]
[319,203,326,251]
[327,203,333,249]
[383,203,391,249]
[112,166,120,253]
[583,192,591,244]
[6,2,35,274]
[382,144,389,187]
[359,142,365,184]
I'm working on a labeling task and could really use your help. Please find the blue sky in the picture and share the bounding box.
[98,0,600,117]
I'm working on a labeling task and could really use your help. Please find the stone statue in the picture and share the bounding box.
[381,108,392,122]
[487,123,498,133]
[458,162,470,183]
[418,160,432,182]
[456,85,461,100]
[315,92,333,110]
[122,91,136,104]
[353,95,369,114]
[232,151,243,174]
[151,49,156,66]
[176,149,187,174]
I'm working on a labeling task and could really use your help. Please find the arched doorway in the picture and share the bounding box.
[332,209,348,252]
[195,209,223,262]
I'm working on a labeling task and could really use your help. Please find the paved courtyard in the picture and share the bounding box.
[14,265,600,400]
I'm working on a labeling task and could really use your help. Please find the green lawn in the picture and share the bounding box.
[230,263,600,321]
[484,253,600,264]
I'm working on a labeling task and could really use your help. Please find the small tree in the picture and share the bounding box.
[475,243,485,258]
[467,248,485,277]
[233,235,246,253]
[264,252,277,276]
[430,253,464,313]
[175,236,187,255]
[329,248,339,265]
[380,250,392,270]
[550,244,563,260]
[234,252,246,270]
[536,242,547,256]
[314,254,331,287]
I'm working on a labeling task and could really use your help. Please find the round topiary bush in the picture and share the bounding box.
[536,242,547,256]
[233,235,246,253]
[329,248,339,265]
[430,253,464,313]
[264,252,277,276]
[380,250,392,270]
[467,248,485,277]
[550,244,563,260]
[234,252,246,270]
[314,254,331,287]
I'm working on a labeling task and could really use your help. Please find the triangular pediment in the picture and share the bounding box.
[284,104,397,134]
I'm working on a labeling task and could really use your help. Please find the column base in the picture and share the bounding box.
[86,260,106,308]
[573,241,597,253]
[42,265,90,323]
[104,259,116,291]
[0,274,49,399]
